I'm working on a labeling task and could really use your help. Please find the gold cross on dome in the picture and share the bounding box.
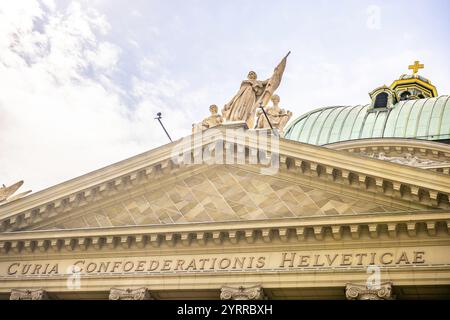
[408,60,424,75]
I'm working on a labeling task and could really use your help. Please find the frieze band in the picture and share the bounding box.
[2,249,429,277]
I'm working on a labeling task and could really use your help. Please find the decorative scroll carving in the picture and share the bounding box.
[10,289,48,300]
[345,282,394,300]
[109,287,152,300]
[220,285,265,300]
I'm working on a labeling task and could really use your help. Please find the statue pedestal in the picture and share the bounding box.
[219,121,248,130]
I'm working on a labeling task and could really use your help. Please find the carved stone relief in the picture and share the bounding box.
[361,152,450,168]
[10,289,48,300]
[345,282,394,300]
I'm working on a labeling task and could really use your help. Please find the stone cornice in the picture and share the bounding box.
[325,138,450,175]
[1,210,449,255]
[325,138,450,159]
[280,139,450,194]
[1,126,450,232]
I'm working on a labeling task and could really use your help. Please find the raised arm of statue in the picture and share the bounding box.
[221,53,290,127]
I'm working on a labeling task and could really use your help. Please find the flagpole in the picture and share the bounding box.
[155,112,173,142]
[258,102,278,137]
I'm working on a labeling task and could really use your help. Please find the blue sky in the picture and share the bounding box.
[1,0,449,192]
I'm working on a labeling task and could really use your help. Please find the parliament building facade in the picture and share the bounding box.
[1,62,450,300]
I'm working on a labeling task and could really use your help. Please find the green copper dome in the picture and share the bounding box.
[284,96,450,145]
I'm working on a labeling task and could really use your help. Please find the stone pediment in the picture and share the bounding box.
[29,165,407,230]
[1,124,450,232]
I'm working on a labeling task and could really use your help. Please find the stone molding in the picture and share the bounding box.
[1,211,449,254]
[326,139,450,175]
[1,130,450,232]
[325,138,450,162]
[345,282,394,300]
[360,152,450,168]
[220,285,265,300]
[10,289,48,300]
[109,287,152,300]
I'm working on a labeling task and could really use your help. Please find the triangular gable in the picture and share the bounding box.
[1,124,449,232]
[31,165,407,230]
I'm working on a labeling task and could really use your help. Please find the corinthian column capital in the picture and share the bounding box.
[109,287,153,300]
[220,285,265,300]
[10,289,48,300]
[345,282,394,300]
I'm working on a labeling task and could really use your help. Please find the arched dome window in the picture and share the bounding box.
[368,86,396,111]
[400,91,411,101]
[374,92,388,108]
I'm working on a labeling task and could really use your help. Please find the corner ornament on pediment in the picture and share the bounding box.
[10,289,48,300]
[109,287,153,300]
[220,285,266,300]
[345,282,394,300]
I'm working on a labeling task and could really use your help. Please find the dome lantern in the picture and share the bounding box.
[389,61,438,100]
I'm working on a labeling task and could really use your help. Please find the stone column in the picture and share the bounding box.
[10,289,49,300]
[220,285,266,300]
[109,287,153,300]
[345,282,394,300]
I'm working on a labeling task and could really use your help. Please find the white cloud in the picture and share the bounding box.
[0,1,191,193]
[41,0,56,12]
[139,57,160,75]
[130,9,142,18]
[128,39,140,48]
[1,0,449,194]
[86,42,121,72]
